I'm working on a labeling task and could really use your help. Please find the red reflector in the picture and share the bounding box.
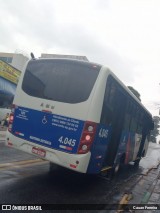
[10,115,14,121]
[70,164,77,168]
[8,105,15,132]
[8,141,13,146]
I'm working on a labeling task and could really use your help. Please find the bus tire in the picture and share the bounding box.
[134,159,140,167]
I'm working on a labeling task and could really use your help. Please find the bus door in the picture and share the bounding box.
[102,81,127,168]
[137,115,150,158]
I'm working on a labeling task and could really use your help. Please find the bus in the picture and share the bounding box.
[6,58,154,175]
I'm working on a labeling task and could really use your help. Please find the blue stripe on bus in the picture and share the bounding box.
[12,106,85,154]
[87,124,112,174]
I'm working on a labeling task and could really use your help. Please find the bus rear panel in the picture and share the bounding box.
[6,59,102,173]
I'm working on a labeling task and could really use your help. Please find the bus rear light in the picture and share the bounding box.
[85,135,91,141]
[8,104,15,132]
[9,113,14,124]
[10,115,14,122]
[8,141,13,146]
[70,164,77,169]
[78,121,97,154]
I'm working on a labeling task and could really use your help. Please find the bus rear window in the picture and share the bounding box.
[22,59,101,103]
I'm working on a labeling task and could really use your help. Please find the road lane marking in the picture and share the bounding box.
[0,159,48,170]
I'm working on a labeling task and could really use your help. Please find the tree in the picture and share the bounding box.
[128,86,141,101]
[150,116,160,143]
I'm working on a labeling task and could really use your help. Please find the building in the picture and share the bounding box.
[0,52,28,107]
[0,59,21,107]
[0,52,29,72]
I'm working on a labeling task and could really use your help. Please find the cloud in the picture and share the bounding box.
[0,0,160,115]
[0,0,136,83]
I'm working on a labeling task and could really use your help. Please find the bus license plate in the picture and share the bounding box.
[32,147,46,157]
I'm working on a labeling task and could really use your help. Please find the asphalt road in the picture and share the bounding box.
[0,140,160,211]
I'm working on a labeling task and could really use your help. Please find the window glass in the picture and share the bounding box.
[7,57,13,63]
[22,59,101,103]
[101,77,117,125]
[123,113,131,131]
[137,110,143,134]
[0,57,13,63]
[130,117,137,132]
[130,104,138,132]
[0,57,7,62]
[108,83,116,109]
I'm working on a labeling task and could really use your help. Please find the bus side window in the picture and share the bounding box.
[130,104,138,132]
[101,78,116,125]
[107,83,116,109]
[143,115,152,135]
[137,111,143,134]
[123,101,132,132]
[123,113,130,131]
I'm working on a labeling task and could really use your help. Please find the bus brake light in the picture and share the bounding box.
[78,121,97,154]
[10,115,14,122]
[8,105,15,132]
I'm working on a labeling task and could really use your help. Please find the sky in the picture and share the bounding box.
[0,0,160,116]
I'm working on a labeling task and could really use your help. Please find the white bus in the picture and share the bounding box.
[6,58,153,175]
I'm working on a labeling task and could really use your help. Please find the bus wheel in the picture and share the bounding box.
[134,159,140,167]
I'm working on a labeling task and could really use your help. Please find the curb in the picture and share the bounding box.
[130,163,160,205]
[141,163,160,203]
[116,163,160,212]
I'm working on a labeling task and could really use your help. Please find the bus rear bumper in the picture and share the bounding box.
[6,132,91,173]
